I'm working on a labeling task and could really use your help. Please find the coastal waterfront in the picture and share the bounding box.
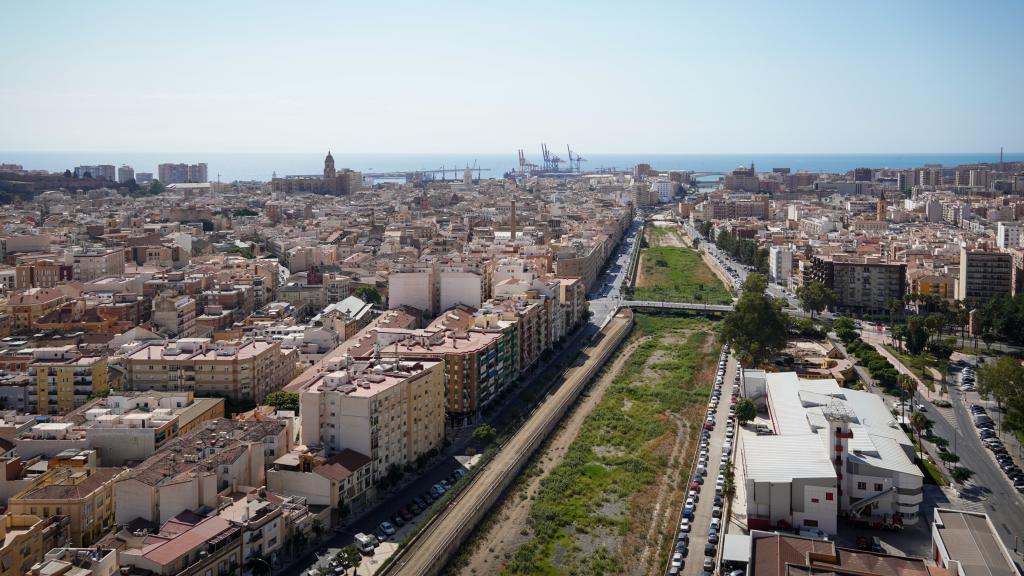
[3,151,1021,182]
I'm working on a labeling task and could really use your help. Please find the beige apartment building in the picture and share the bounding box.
[8,467,123,546]
[957,246,1012,302]
[29,346,109,415]
[298,358,445,483]
[72,249,125,281]
[125,338,298,402]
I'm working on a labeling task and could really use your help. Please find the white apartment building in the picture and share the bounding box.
[769,246,793,284]
[650,179,674,203]
[996,222,1024,250]
[439,270,483,312]
[739,372,923,535]
[388,270,437,316]
[298,358,445,483]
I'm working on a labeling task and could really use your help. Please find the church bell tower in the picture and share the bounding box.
[324,150,336,179]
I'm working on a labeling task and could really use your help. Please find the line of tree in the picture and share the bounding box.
[977,356,1024,434]
[712,229,770,275]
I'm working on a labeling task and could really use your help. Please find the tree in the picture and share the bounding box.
[833,316,858,344]
[795,282,834,319]
[354,285,382,305]
[735,398,757,425]
[977,356,1023,417]
[910,411,928,461]
[63,169,72,178]
[904,316,929,356]
[950,466,974,484]
[264,391,299,413]
[311,518,325,543]
[720,274,790,367]
[148,179,165,195]
[83,170,92,179]
[897,373,915,423]
[472,424,497,445]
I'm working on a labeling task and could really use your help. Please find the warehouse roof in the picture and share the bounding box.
[742,434,836,482]
[933,509,1019,576]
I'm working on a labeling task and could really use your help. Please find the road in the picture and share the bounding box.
[588,215,644,326]
[679,353,736,576]
[679,221,804,312]
[848,333,1024,555]
[930,369,1024,553]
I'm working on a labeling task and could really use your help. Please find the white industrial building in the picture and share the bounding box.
[738,372,923,535]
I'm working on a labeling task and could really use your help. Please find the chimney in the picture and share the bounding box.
[510,199,517,241]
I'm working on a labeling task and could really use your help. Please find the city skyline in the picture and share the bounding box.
[3,1,1023,154]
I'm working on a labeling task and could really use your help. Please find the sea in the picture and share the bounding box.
[1,151,1020,183]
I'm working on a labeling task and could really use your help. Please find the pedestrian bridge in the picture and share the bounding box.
[619,300,734,313]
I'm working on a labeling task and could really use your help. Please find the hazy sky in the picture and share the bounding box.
[2,0,1022,154]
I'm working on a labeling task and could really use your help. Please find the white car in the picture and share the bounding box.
[378,521,396,537]
[711,517,721,531]
[680,518,691,532]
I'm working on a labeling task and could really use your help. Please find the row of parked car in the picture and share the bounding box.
[971,404,1024,493]
[669,345,737,576]
[959,365,976,392]
[353,467,468,555]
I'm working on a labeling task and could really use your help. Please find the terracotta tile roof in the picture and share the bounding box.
[313,449,370,482]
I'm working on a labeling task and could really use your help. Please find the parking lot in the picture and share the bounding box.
[669,345,737,576]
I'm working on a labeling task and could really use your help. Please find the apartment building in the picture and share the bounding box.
[957,246,1012,302]
[113,419,288,525]
[268,448,371,519]
[28,547,119,576]
[125,338,298,402]
[72,249,125,281]
[769,246,793,284]
[15,260,73,289]
[28,346,109,415]
[298,358,445,484]
[8,467,123,546]
[0,514,69,576]
[81,392,224,466]
[151,293,197,338]
[105,513,242,576]
[805,256,906,314]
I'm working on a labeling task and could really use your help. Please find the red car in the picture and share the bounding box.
[690,481,701,492]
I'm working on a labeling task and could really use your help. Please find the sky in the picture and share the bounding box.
[1,0,1022,154]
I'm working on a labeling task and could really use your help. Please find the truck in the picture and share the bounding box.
[354,533,378,554]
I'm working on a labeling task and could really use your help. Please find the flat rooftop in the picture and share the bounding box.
[934,509,1018,576]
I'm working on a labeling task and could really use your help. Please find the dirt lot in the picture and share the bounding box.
[452,335,650,575]
[452,317,717,575]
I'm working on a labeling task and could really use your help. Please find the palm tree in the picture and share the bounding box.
[910,411,928,462]
[897,373,915,423]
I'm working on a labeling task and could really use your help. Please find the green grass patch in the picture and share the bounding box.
[502,315,718,575]
[882,344,946,385]
[920,458,948,486]
[633,246,731,305]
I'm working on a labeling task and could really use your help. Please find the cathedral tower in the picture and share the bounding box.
[324,150,336,179]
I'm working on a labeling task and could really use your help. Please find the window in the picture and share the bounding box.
[804,519,818,527]
[811,498,819,504]
[825,492,833,501]
[856,482,866,490]
[874,483,883,491]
